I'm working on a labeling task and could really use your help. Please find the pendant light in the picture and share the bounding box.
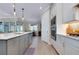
[13,3,16,17]
[22,8,24,21]
[12,0,16,17]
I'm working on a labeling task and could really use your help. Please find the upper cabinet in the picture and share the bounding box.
[74,4,79,20]
[62,3,77,23]
[50,4,56,19]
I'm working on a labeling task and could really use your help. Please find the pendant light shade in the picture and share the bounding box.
[13,3,16,16]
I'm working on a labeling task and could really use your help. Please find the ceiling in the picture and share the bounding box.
[0,3,49,25]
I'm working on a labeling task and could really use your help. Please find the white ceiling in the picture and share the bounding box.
[0,3,49,25]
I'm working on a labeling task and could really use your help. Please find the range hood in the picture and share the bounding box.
[65,4,79,24]
[65,19,79,24]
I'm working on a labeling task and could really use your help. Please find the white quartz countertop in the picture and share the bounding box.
[57,33,79,41]
[0,32,32,40]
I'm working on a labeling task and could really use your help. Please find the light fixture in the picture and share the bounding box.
[12,4,15,8]
[14,12,16,16]
[40,6,42,10]
[22,8,24,21]
[12,3,16,16]
[22,17,24,20]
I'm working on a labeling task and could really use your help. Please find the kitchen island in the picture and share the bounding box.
[0,32,32,55]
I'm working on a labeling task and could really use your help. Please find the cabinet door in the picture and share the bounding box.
[51,4,56,19]
[24,35,28,48]
[62,3,77,23]
[56,35,64,54]
[64,37,79,55]
[0,41,6,55]
[7,38,19,55]
[28,33,32,45]
[19,36,25,54]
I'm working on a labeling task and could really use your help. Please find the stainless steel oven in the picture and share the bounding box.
[51,16,56,41]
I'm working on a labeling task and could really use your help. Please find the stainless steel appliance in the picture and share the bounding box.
[51,16,56,41]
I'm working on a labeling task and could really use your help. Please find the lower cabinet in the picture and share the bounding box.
[0,33,33,55]
[19,36,25,54]
[56,35,64,54]
[6,33,32,55]
[55,34,79,55]
[64,36,79,55]
[28,33,33,45]
[7,37,19,55]
[64,44,79,55]
[0,41,6,55]
[24,35,29,49]
[18,34,33,55]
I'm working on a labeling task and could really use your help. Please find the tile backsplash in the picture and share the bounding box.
[71,23,79,30]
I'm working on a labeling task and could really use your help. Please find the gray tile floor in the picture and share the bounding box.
[25,36,57,55]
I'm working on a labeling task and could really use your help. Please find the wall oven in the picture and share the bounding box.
[51,16,56,41]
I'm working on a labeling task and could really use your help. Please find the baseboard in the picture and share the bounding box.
[42,41,60,55]
[51,45,60,55]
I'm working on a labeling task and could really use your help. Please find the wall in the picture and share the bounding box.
[41,3,66,44]
[56,3,66,35]
[41,8,51,44]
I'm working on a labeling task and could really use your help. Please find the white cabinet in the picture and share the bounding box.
[24,35,29,48]
[55,34,79,55]
[62,3,77,23]
[56,35,64,54]
[51,34,64,54]
[7,37,19,55]
[19,33,32,55]
[28,33,33,45]
[0,41,6,55]
[41,9,50,43]
[64,36,79,55]
[0,33,32,55]
[51,4,56,19]
[19,36,25,54]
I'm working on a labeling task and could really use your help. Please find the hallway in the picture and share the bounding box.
[24,37,58,55]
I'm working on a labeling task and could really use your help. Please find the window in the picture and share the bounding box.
[29,25,38,32]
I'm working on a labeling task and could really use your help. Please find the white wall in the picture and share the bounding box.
[41,8,51,44]
[56,3,65,34]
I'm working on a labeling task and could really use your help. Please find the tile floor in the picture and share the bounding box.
[25,36,57,55]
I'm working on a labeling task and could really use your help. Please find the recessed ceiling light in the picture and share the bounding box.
[40,7,42,10]
[13,4,15,8]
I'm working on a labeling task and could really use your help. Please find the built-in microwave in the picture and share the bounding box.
[51,16,56,41]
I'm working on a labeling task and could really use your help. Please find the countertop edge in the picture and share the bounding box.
[57,34,79,41]
[0,32,32,40]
